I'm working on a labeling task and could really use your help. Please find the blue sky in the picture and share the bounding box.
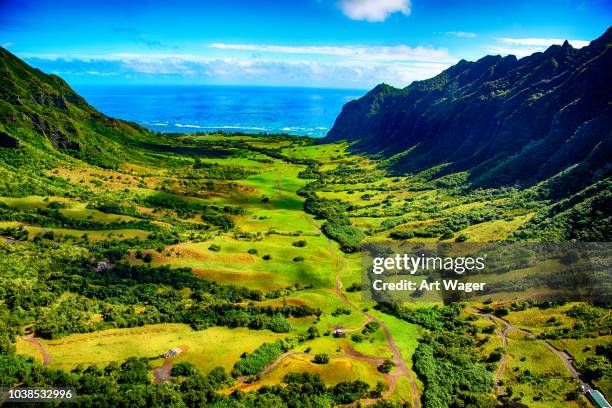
[1,0,610,88]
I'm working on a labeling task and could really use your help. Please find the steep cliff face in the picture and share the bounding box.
[326,27,612,196]
[0,47,159,168]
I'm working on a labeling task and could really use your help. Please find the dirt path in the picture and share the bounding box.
[303,214,421,408]
[469,307,592,394]
[236,346,390,386]
[153,359,173,384]
[265,173,420,406]
[22,334,51,367]
[152,345,189,384]
[469,307,509,393]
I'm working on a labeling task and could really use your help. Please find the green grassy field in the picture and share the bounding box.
[4,133,608,407]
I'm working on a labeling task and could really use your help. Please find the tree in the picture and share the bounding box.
[377,359,394,373]
[171,362,199,377]
[313,354,329,364]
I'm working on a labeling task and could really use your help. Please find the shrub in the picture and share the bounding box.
[363,322,380,334]
[455,234,468,242]
[487,348,504,363]
[42,230,55,240]
[292,240,307,247]
[47,201,66,209]
[262,254,271,260]
[332,307,351,317]
[142,253,153,263]
[346,282,361,292]
[377,359,394,373]
[494,307,509,317]
[208,244,221,252]
[389,230,414,240]
[248,248,258,254]
[293,256,304,262]
[440,230,454,240]
[266,314,291,333]
[313,354,330,364]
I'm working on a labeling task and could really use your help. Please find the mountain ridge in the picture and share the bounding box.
[325,27,612,198]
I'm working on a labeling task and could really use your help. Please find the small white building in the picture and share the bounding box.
[333,326,345,338]
[95,261,113,272]
[164,348,182,359]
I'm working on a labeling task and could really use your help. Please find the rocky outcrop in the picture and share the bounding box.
[31,114,81,151]
[0,131,21,148]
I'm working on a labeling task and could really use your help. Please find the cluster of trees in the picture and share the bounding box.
[231,340,288,377]
[512,179,611,241]
[91,201,152,219]
[184,304,318,333]
[387,206,506,241]
[0,225,28,240]
[377,302,496,407]
[300,184,365,252]
[2,243,321,339]
[191,157,253,179]
[140,194,242,229]
[0,205,157,231]
[540,304,611,339]
[0,344,237,407]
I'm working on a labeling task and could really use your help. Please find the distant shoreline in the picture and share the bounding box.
[73,84,363,137]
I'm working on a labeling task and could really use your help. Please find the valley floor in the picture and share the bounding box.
[1,133,610,407]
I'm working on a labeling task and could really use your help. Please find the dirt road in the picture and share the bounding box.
[153,359,173,384]
[470,307,591,394]
[21,333,51,367]
[303,214,421,408]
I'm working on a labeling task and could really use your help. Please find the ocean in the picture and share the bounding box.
[73,85,365,138]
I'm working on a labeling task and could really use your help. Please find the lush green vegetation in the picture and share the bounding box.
[377,303,496,407]
[0,45,609,407]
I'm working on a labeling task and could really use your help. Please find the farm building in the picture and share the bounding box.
[95,261,113,272]
[333,326,345,338]
[586,389,611,408]
[163,348,182,359]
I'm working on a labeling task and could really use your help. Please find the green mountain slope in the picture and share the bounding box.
[325,27,612,241]
[326,27,611,196]
[0,47,164,170]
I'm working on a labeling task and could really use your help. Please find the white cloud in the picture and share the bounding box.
[338,0,410,22]
[2,42,15,48]
[22,51,453,88]
[18,39,456,88]
[444,31,477,38]
[208,43,453,63]
[493,37,590,48]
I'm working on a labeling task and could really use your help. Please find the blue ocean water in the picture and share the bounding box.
[73,85,365,137]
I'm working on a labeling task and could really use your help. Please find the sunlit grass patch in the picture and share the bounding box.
[18,324,285,373]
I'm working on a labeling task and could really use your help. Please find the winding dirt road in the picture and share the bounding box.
[21,333,51,367]
[469,307,591,394]
[304,214,421,408]
[234,170,421,406]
